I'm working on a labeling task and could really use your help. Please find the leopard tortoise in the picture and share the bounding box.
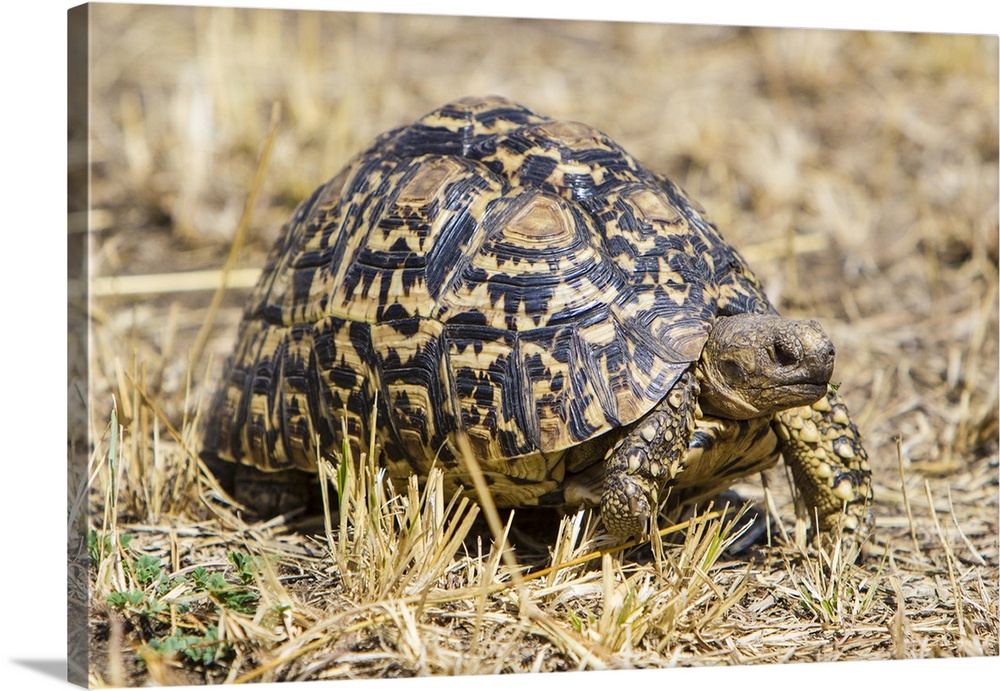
[201,96,873,540]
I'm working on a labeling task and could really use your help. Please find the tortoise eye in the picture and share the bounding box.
[717,358,744,382]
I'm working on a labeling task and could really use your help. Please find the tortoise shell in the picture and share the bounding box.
[202,95,774,504]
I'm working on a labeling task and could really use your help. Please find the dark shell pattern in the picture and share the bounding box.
[202,96,774,501]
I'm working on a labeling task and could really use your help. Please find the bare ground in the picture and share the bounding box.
[72,5,998,686]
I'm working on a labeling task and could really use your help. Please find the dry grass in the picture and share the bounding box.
[73,5,998,686]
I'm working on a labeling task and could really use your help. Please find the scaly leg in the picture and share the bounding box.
[773,386,874,545]
[601,370,698,537]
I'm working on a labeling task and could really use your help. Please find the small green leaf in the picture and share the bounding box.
[337,457,349,509]
[228,551,256,585]
[109,404,118,479]
[87,530,105,563]
[132,555,163,586]
[147,625,226,666]
[218,588,257,614]
[190,566,209,588]
[107,590,146,609]
[568,610,582,633]
[616,591,636,627]
[203,572,228,592]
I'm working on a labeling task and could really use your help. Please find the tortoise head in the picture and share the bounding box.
[696,314,835,419]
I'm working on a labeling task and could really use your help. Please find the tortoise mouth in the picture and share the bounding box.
[698,378,830,419]
[772,380,827,395]
[770,370,831,389]
[752,381,829,413]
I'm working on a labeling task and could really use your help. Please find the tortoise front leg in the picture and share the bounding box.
[601,370,698,537]
[773,386,873,545]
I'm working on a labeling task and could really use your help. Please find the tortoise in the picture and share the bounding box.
[201,95,872,541]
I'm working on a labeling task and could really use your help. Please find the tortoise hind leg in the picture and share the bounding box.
[232,464,323,518]
[601,370,698,538]
[773,386,874,546]
[203,452,321,518]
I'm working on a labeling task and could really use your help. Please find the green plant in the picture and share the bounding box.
[145,625,227,667]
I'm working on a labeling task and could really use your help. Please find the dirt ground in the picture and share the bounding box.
[72,4,998,687]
